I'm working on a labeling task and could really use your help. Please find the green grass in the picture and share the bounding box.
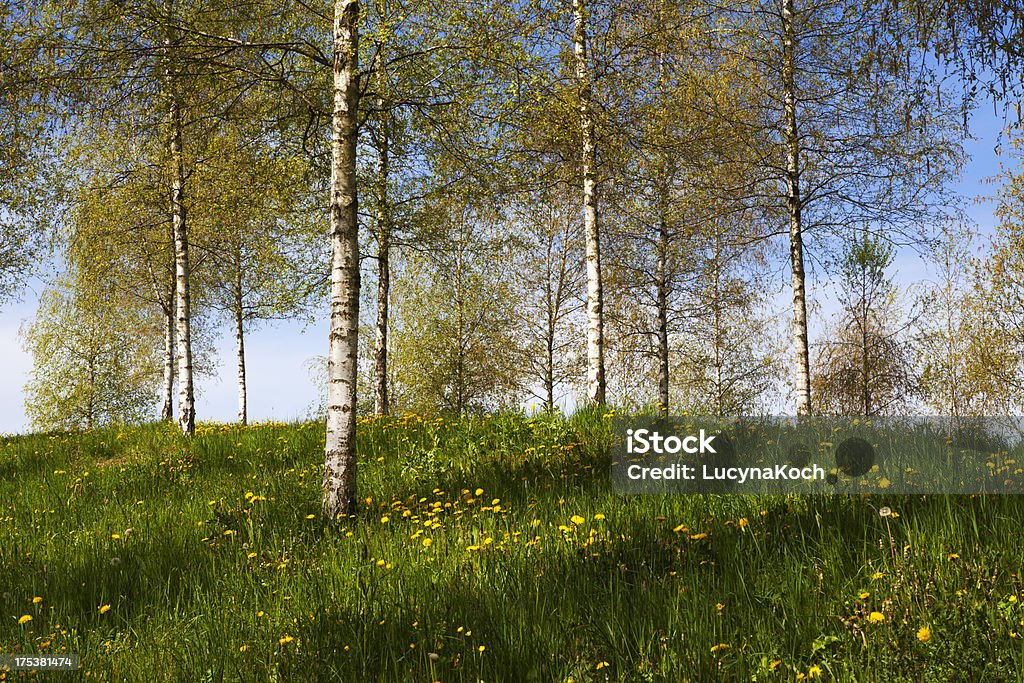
[1,411,1023,681]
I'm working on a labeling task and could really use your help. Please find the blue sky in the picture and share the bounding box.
[0,107,1011,435]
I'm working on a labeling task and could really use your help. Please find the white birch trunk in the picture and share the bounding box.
[373,93,391,416]
[573,0,606,405]
[234,248,247,425]
[323,0,361,520]
[782,0,811,416]
[169,81,195,436]
[161,295,175,422]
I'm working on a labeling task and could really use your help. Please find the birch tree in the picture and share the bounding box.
[22,273,163,431]
[572,0,606,405]
[721,0,963,415]
[322,0,361,520]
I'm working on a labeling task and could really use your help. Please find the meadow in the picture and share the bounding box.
[2,411,1023,681]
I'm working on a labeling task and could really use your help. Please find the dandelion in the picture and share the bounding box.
[808,664,822,678]
[475,488,484,496]
[710,643,729,653]
[594,513,605,521]
[110,557,121,568]
[878,506,892,517]
[570,515,585,525]
[868,611,884,624]
[428,652,440,662]
[858,591,870,600]
[306,514,316,520]
[596,661,609,670]
[422,538,433,548]
[279,635,294,645]
[917,626,931,642]
[716,602,724,613]
[18,615,32,625]
[239,645,248,652]
[380,516,390,524]
[111,533,121,540]
[672,524,688,533]
[98,604,111,614]
[871,571,885,580]
[689,532,708,541]
[32,596,42,604]
[737,517,748,529]
[478,645,485,653]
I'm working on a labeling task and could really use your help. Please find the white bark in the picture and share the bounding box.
[169,81,195,436]
[782,0,811,416]
[323,0,361,520]
[573,0,606,405]
[234,249,247,425]
[374,90,391,416]
[161,294,174,422]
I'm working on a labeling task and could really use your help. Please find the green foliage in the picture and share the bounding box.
[21,276,162,431]
[390,198,528,416]
[2,414,1023,680]
[814,231,917,416]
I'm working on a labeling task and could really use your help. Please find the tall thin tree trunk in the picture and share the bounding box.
[656,192,670,417]
[573,0,606,405]
[373,93,391,416]
[168,77,195,436]
[86,351,95,431]
[545,233,556,414]
[323,0,361,520]
[160,296,175,422]
[782,0,811,416]
[234,245,247,425]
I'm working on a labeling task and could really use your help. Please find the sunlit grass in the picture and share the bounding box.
[1,411,1023,681]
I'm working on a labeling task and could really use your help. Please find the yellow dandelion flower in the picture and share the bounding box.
[306,514,316,520]
[871,571,885,580]
[947,553,959,561]
[672,523,688,533]
[858,591,870,599]
[422,538,433,548]
[279,635,294,645]
[808,664,822,677]
[917,626,931,642]
[18,615,32,625]
[737,517,748,529]
[716,603,724,613]
[32,596,42,604]
[868,611,884,624]
[570,515,585,525]
[710,643,730,652]
[594,513,606,520]
[475,488,483,496]
[596,661,609,670]
[478,645,485,653]
[98,604,111,614]
[380,516,390,523]
[689,532,708,541]
[239,645,248,652]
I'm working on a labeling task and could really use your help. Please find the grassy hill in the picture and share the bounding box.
[1,412,1023,681]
